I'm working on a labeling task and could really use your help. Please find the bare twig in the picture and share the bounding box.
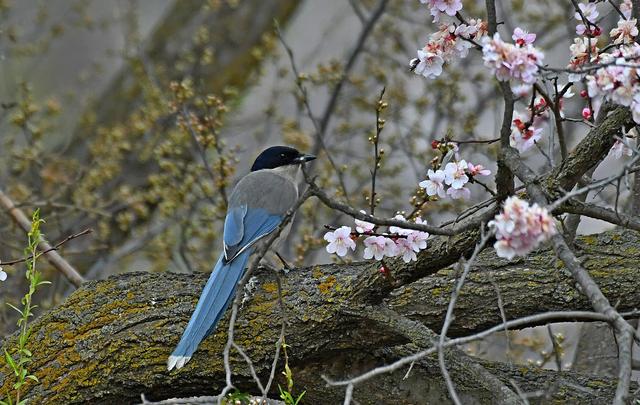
[1,228,92,266]
[369,87,386,215]
[0,189,85,287]
[437,226,493,405]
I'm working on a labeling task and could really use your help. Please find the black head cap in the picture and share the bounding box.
[250,146,316,171]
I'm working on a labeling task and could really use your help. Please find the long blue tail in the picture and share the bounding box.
[167,249,252,370]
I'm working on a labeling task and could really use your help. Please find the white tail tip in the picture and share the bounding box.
[167,355,191,371]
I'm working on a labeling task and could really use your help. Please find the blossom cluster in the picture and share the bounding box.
[585,43,640,123]
[412,19,487,79]
[419,157,490,200]
[481,29,544,88]
[324,214,430,263]
[489,196,557,260]
[420,0,463,23]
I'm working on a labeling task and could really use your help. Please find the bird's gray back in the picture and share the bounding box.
[228,170,298,215]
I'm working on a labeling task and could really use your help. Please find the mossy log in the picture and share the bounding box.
[1,229,639,404]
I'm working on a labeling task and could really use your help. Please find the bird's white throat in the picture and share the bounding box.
[270,164,302,183]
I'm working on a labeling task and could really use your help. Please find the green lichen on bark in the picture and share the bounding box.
[1,229,638,403]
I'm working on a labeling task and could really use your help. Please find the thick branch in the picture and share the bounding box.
[1,229,639,403]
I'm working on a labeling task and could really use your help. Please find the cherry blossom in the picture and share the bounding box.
[574,2,599,36]
[413,50,444,79]
[443,160,468,189]
[581,107,592,120]
[610,18,638,45]
[406,221,429,251]
[419,169,447,197]
[324,226,356,257]
[510,115,543,153]
[389,215,430,260]
[411,18,486,79]
[363,236,397,260]
[446,186,471,200]
[467,162,491,176]
[489,196,557,260]
[585,44,640,124]
[567,37,598,82]
[355,210,375,233]
[420,0,463,22]
[0,267,6,282]
[482,32,544,87]
[394,238,418,263]
[621,0,633,20]
[512,27,536,46]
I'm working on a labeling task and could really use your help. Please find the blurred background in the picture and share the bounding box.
[0,0,632,383]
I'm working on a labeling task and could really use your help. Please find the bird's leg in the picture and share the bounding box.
[274,251,292,271]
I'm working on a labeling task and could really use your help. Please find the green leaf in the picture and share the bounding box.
[5,303,22,315]
[26,374,39,383]
[4,350,17,370]
[294,391,306,405]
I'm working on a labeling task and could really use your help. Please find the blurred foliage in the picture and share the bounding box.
[0,0,588,372]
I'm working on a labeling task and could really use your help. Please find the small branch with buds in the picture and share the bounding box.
[369,87,387,215]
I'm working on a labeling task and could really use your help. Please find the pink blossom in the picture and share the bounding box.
[467,162,491,176]
[446,186,471,200]
[610,18,638,45]
[567,37,599,81]
[586,49,640,113]
[324,226,356,257]
[621,0,633,20]
[386,216,430,262]
[482,33,544,86]
[421,0,463,21]
[411,19,487,79]
[574,2,599,36]
[443,160,469,189]
[510,114,543,153]
[512,27,536,46]
[355,210,375,233]
[394,238,418,263]
[581,107,592,120]
[413,50,444,79]
[575,2,599,22]
[419,169,447,197]
[489,196,557,260]
[363,236,397,260]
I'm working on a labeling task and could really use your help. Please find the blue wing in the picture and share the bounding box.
[167,206,283,370]
[223,205,283,262]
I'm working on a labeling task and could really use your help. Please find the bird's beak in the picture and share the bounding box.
[296,153,316,163]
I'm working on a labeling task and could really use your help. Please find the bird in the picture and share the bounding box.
[167,145,316,371]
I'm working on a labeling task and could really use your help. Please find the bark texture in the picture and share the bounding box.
[1,229,639,404]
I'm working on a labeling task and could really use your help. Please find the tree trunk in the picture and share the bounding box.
[1,229,639,404]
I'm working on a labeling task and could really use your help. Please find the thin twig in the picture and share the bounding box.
[1,228,92,266]
[437,226,493,405]
[0,189,85,287]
